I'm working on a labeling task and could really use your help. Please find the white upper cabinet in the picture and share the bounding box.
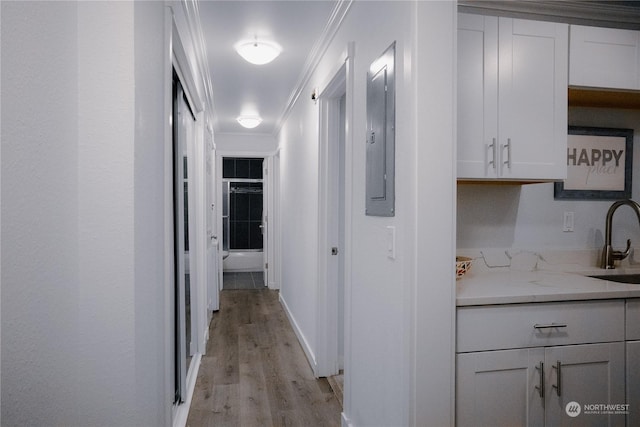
[570,25,640,90]
[457,14,568,181]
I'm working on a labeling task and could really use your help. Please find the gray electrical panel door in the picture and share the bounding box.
[366,42,395,217]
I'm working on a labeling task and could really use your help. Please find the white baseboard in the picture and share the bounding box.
[278,293,318,375]
[341,411,352,427]
[172,353,201,427]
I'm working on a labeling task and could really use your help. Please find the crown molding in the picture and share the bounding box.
[274,0,353,137]
[458,1,640,30]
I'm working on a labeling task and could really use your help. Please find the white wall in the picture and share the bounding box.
[2,3,80,424]
[76,3,137,424]
[134,2,170,424]
[1,2,180,425]
[278,2,456,426]
[458,107,640,253]
[215,132,278,154]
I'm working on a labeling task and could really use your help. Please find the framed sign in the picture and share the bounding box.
[554,126,634,200]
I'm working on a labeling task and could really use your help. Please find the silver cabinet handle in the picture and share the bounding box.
[486,138,497,170]
[535,361,544,399]
[501,138,512,171]
[552,361,562,396]
[533,323,567,329]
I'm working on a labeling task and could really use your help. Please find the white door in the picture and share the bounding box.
[206,135,219,312]
[456,348,545,427]
[262,159,268,285]
[173,75,196,403]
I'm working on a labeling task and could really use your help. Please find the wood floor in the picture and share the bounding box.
[186,289,342,427]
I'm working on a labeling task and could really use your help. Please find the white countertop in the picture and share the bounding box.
[456,269,640,306]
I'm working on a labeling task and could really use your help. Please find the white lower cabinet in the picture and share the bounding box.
[456,300,627,426]
[627,341,640,426]
[457,343,624,427]
[544,343,625,427]
[457,348,544,426]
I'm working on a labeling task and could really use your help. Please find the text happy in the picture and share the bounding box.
[567,148,623,167]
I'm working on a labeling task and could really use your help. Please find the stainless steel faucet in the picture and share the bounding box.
[601,199,640,269]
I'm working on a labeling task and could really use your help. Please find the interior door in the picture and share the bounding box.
[172,72,195,403]
[262,159,268,286]
[206,134,219,312]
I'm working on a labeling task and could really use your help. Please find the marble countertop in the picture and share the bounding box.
[456,268,640,306]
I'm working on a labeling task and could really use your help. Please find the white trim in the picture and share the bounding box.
[341,412,353,427]
[168,4,213,423]
[163,6,175,425]
[181,0,215,120]
[458,0,640,29]
[273,152,281,290]
[316,53,349,378]
[274,0,353,135]
[341,40,355,421]
[172,354,201,427]
[215,152,279,290]
[171,32,202,114]
[216,149,279,158]
[279,293,318,374]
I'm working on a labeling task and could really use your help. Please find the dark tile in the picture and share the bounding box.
[234,193,250,221]
[235,159,250,178]
[229,222,237,249]
[249,192,263,221]
[234,222,250,249]
[249,158,263,179]
[249,221,263,250]
[223,158,235,178]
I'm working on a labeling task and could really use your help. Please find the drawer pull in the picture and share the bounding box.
[533,323,567,329]
[535,361,544,399]
[552,361,562,396]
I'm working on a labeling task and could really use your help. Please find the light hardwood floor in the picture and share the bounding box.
[186,289,342,427]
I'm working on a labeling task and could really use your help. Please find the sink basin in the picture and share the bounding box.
[589,274,640,284]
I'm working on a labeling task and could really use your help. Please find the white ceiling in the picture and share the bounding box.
[198,1,339,136]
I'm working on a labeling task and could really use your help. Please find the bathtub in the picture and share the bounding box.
[223,250,263,272]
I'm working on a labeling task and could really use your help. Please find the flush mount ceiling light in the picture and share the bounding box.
[234,38,281,65]
[236,115,263,129]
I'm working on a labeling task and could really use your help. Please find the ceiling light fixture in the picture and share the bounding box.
[234,38,281,65]
[236,115,263,129]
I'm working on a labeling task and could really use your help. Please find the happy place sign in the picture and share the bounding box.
[565,134,626,191]
[555,127,634,200]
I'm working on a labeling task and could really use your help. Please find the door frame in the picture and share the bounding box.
[316,44,354,383]
[216,152,278,289]
[165,7,208,426]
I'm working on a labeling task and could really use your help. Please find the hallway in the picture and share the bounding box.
[186,290,342,427]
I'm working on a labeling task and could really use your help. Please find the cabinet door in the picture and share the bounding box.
[457,13,499,179]
[570,25,640,90]
[545,342,625,427]
[498,18,568,180]
[457,348,545,427]
[627,341,640,426]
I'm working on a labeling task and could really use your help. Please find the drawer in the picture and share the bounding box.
[457,300,624,353]
[627,299,640,340]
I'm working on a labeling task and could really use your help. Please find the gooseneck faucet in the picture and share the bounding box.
[601,199,640,269]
